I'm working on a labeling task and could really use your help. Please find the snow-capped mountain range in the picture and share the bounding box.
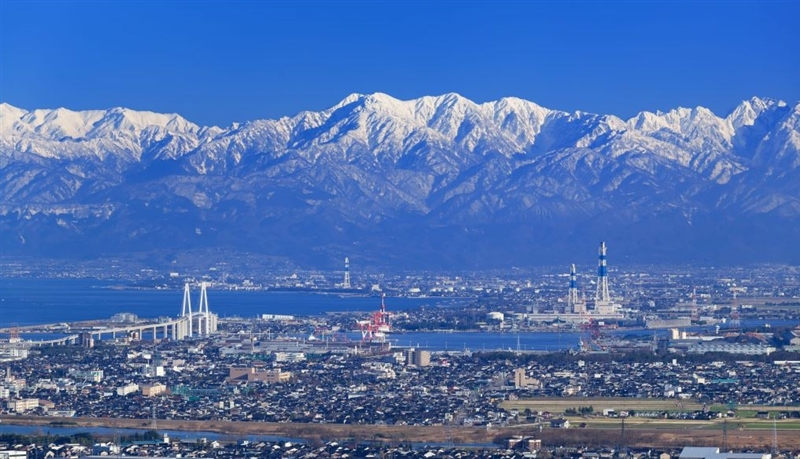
[1,93,798,268]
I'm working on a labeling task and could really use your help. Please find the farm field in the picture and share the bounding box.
[503,397,799,418]
[2,414,799,449]
[501,397,704,414]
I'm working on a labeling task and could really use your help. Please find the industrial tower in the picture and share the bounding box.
[568,264,586,314]
[593,242,620,315]
[343,257,351,289]
[729,290,741,328]
[595,242,610,304]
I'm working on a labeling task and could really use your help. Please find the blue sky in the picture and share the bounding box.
[2,1,798,127]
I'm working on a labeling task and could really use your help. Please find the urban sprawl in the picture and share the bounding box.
[1,248,800,458]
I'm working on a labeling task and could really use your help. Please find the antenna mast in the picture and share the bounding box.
[343,257,351,289]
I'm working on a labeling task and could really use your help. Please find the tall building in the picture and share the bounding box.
[514,368,538,388]
[514,368,527,388]
[404,348,430,367]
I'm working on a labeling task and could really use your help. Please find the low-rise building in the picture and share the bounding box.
[142,365,165,377]
[227,366,291,383]
[117,383,139,396]
[274,352,306,363]
[550,418,570,428]
[506,436,542,451]
[679,447,771,459]
[68,369,104,382]
[513,368,538,388]
[686,343,776,355]
[0,347,29,361]
[141,383,167,397]
[7,398,40,412]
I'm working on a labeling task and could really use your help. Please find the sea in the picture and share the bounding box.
[1,277,797,352]
[0,277,444,327]
[0,277,583,351]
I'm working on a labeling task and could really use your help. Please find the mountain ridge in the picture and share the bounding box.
[1,93,798,269]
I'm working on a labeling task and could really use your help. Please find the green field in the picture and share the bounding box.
[502,397,703,413]
[578,417,799,429]
[710,405,798,416]
[504,398,800,419]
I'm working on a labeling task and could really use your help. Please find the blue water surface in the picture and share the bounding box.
[0,278,440,327]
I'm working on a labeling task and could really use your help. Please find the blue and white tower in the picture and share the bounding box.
[569,264,586,314]
[595,242,610,304]
[569,264,578,305]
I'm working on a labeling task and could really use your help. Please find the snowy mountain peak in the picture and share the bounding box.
[332,93,367,110]
[0,102,27,116]
[3,104,203,140]
[727,96,786,130]
[438,92,470,104]
[92,107,201,135]
[626,104,730,141]
[492,96,549,112]
[1,93,799,267]
[0,103,29,132]
[361,92,415,116]
[0,103,209,162]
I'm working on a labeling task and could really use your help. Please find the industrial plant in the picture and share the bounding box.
[514,242,624,325]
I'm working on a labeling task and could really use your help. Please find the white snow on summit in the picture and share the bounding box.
[1,93,797,186]
[0,103,212,161]
[727,96,786,130]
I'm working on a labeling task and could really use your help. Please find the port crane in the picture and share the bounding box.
[357,294,392,343]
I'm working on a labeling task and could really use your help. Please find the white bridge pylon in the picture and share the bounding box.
[181,283,193,337]
[179,282,217,339]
